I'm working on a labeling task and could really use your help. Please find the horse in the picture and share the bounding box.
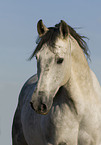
[12,20,101,145]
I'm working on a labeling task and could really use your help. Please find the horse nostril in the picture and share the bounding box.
[30,101,34,110]
[40,103,47,112]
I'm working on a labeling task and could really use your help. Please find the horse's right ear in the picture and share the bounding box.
[37,20,48,37]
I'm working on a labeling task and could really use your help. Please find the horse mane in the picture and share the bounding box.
[29,22,90,60]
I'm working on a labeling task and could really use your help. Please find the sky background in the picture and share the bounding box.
[0,0,101,144]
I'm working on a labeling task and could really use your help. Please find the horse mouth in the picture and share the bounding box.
[37,110,50,115]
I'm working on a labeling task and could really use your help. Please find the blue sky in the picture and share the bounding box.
[0,0,101,144]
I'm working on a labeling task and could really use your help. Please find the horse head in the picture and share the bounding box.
[30,20,71,114]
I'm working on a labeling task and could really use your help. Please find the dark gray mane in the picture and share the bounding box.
[30,22,90,60]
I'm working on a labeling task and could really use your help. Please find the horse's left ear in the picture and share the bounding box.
[59,20,69,38]
[37,19,49,37]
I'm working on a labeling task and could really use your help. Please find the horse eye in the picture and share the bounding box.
[57,58,64,64]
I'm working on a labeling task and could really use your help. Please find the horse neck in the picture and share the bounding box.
[65,36,93,97]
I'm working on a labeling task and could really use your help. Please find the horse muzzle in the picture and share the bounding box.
[30,91,53,115]
[30,100,51,115]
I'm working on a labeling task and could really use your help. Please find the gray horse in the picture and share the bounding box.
[12,20,101,145]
